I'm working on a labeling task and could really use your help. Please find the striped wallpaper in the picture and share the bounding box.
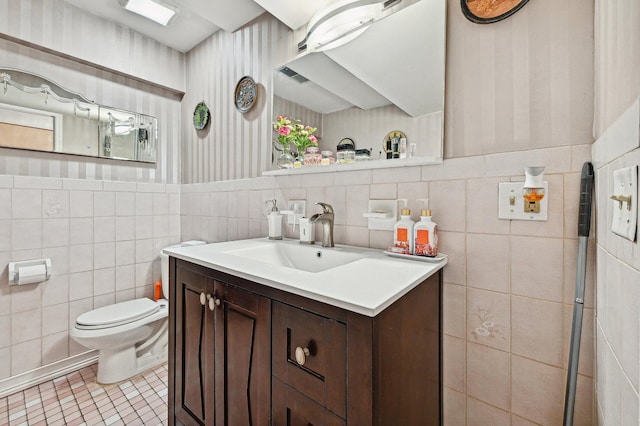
[181,13,293,183]
[594,0,640,137]
[0,0,185,92]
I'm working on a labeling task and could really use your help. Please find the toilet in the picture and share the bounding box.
[70,241,205,384]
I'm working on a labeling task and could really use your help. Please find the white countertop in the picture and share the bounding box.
[164,238,446,317]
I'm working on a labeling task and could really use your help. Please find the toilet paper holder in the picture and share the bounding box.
[9,258,52,285]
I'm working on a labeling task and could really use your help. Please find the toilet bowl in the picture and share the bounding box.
[70,241,205,384]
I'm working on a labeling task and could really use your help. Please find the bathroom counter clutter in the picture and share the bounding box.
[163,237,446,317]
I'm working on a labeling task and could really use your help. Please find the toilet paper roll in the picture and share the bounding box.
[8,258,52,285]
[16,264,48,285]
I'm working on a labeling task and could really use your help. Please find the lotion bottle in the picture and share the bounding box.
[392,199,415,254]
[266,199,282,240]
[414,198,438,257]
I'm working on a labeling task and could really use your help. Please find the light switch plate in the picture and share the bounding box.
[611,166,637,241]
[498,182,548,221]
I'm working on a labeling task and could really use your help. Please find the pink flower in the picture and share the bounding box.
[309,135,318,143]
[278,126,291,136]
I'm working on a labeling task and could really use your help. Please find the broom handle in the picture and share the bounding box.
[563,162,594,426]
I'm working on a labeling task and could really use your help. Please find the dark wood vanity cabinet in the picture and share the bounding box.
[169,260,270,426]
[169,258,442,425]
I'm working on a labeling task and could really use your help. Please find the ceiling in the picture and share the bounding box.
[63,0,336,52]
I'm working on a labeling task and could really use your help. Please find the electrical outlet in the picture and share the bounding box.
[524,199,541,213]
[498,182,548,221]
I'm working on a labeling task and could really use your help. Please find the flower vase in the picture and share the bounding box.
[277,146,294,169]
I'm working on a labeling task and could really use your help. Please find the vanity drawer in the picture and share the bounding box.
[272,301,347,418]
[272,378,345,426]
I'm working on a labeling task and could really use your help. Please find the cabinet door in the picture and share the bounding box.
[174,266,215,426]
[214,281,271,425]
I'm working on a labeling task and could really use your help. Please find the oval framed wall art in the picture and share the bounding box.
[234,76,257,113]
[461,0,530,24]
[193,101,210,131]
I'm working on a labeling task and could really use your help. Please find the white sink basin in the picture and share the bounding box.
[223,242,367,273]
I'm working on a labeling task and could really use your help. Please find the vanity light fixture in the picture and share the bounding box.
[305,0,386,52]
[121,0,177,26]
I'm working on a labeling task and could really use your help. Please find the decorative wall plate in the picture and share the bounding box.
[461,0,530,24]
[193,101,210,130]
[234,76,257,113]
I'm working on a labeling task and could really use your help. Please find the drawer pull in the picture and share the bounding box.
[294,346,311,366]
[207,294,221,311]
[199,292,206,306]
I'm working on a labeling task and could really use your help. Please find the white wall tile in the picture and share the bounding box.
[0,189,11,219]
[93,267,115,296]
[69,271,93,301]
[511,236,564,302]
[94,217,116,243]
[115,216,135,241]
[42,218,69,248]
[11,309,42,344]
[116,192,136,216]
[93,243,115,270]
[69,218,93,246]
[115,265,135,291]
[12,189,42,219]
[41,303,68,336]
[69,191,94,217]
[94,192,115,217]
[11,219,42,250]
[42,190,69,218]
[13,176,62,189]
[68,245,93,273]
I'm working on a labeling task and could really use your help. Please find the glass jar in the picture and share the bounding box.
[303,146,321,166]
[337,149,355,163]
[321,150,334,165]
[355,148,371,161]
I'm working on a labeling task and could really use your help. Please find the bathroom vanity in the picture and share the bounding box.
[166,239,445,425]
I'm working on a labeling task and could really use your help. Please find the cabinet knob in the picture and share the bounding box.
[207,294,221,311]
[294,346,311,366]
[199,292,206,306]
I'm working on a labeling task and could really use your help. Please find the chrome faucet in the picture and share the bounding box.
[309,202,334,247]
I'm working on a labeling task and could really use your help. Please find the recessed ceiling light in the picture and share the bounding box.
[122,0,177,26]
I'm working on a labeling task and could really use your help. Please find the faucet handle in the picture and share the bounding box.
[315,202,334,213]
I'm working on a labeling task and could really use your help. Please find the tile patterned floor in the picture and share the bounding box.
[0,363,168,426]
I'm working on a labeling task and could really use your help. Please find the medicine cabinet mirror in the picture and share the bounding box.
[0,68,157,163]
[270,0,446,172]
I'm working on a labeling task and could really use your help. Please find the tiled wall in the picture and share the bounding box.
[0,175,180,382]
[180,143,596,424]
[592,100,640,425]
[592,0,640,423]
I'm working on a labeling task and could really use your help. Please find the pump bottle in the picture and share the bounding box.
[266,199,282,240]
[392,199,415,254]
[414,198,438,257]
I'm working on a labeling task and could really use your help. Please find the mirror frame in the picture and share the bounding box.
[460,0,530,24]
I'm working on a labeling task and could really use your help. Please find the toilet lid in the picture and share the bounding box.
[76,298,160,329]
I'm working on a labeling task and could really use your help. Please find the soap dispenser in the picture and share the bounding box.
[414,198,438,257]
[392,199,415,254]
[266,199,282,240]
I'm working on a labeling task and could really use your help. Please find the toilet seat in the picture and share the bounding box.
[76,298,160,330]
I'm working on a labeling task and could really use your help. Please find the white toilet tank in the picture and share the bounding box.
[160,241,206,299]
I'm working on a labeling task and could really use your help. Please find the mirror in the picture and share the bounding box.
[272,0,445,169]
[0,68,157,163]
